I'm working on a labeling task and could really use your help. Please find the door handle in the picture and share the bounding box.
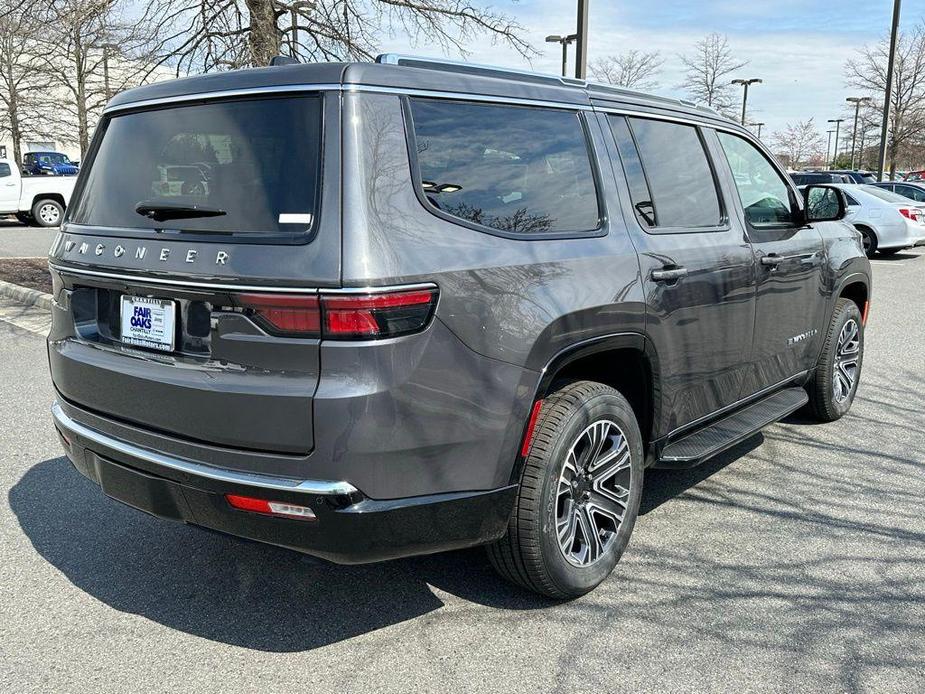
[760,254,784,267]
[651,266,688,282]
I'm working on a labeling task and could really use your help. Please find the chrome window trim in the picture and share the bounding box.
[48,262,437,295]
[52,401,359,496]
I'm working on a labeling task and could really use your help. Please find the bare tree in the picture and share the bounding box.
[846,23,925,178]
[589,49,663,90]
[771,118,825,169]
[0,0,49,166]
[34,0,155,155]
[678,33,746,114]
[139,0,535,76]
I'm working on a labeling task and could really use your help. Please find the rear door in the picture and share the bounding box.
[49,92,340,456]
[712,130,827,394]
[604,114,756,435]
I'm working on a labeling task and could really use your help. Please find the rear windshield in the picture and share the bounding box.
[70,95,322,237]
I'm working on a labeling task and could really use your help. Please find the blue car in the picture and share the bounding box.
[22,151,79,176]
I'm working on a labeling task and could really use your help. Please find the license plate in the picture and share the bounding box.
[120,296,176,352]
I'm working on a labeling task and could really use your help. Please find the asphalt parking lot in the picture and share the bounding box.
[0,222,58,258]
[1,249,923,693]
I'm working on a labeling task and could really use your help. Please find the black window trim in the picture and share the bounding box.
[713,128,804,234]
[608,114,731,235]
[401,95,609,241]
[65,92,329,247]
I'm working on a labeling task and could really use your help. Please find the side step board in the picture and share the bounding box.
[656,387,809,468]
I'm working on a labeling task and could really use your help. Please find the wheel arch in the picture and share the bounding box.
[513,333,660,484]
[31,193,66,211]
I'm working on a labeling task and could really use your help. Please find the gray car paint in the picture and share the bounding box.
[48,63,871,511]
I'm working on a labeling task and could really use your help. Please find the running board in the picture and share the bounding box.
[656,387,809,469]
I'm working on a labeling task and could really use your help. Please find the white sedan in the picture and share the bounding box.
[827,183,925,257]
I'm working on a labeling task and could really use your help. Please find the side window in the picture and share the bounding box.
[0,163,10,178]
[844,191,860,207]
[609,115,723,230]
[717,132,794,228]
[408,99,601,235]
[900,185,925,202]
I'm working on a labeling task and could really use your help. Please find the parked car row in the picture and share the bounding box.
[790,169,925,257]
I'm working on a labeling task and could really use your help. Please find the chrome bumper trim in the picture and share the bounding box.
[51,401,358,496]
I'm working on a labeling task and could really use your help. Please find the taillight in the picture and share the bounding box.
[236,286,438,340]
[322,289,437,339]
[236,293,321,336]
[898,207,920,221]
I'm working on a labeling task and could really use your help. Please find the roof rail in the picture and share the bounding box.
[376,53,583,89]
[375,53,727,119]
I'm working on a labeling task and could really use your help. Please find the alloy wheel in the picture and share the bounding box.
[555,419,633,567]
[39,204,60,226]
[833,318,860,404]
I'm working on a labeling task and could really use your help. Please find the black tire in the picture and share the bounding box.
[14,212,32,226]
[31,198,64,228]
[806,298,864,422]
[856,225,877,258]
[487,380,643,599]
[877,247,902,256]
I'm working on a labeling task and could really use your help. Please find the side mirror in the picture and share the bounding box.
[803,185,846,222]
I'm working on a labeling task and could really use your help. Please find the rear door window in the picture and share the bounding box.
[70,95,323,238]
[407,99,601,235]
[609,115,723,230]
[0,163,10,177]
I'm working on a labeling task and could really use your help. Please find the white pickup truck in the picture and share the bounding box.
[0,158,77,227]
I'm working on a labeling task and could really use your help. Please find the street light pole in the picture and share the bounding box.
[575,0,589,80]
[878,0,902,180]
[289,1,315,60]
[752,122,765,139]
[847,96,872,169]
[826,129,836,169]
[545,34,578,77]
[732,78,762,125]
[828,118,844,168]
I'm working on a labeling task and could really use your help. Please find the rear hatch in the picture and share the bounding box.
[48,91,340,455]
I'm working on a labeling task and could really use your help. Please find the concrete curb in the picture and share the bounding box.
[0,278,53,311]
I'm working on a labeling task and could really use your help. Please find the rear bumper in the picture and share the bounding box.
[53,402,516,563]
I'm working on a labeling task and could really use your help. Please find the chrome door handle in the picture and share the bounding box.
[760,254,784,267]
[651,267,688,282]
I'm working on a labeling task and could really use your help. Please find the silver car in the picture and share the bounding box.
[829,183,925,257]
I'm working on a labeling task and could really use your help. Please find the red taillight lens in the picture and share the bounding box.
[236,293,321,336]
[898,207,919,220]
[322,289,437,339]
[225,494,316,520]
[237,287,437,340]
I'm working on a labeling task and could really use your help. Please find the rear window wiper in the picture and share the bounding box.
[135,201,227,222]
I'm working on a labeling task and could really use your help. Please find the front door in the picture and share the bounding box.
[712,130,827,395]
[604,114,757,437]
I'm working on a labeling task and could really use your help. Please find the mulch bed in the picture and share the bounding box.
[0,257,52,294]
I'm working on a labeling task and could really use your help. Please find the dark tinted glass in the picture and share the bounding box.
[608,116,656,227]
[71,96,322,237]
[409,99,600,234]
[0,163,10,177]
[627,118,722,228]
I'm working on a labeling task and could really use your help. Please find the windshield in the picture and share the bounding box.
[70,95,322,236]
[859,185,914,203]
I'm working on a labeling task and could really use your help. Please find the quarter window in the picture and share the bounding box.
[0,163,10,177]
[609,116,723,229]
[408,99,601,235]
[717,132,794,227]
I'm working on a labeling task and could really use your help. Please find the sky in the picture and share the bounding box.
[378,0,925,146]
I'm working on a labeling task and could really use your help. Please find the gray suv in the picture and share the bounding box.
[47,55,871,598]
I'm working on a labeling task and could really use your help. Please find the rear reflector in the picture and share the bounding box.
[862,300,870,326]
[237,286,438,340]
[520,399,544,457]
[225,494,316,520]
